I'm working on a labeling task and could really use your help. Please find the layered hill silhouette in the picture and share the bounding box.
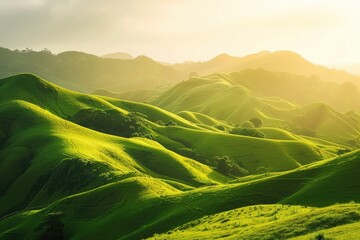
[2,47,360,103]
[0,47,186,94]
[1,74,359,239]
[174,51,360,86]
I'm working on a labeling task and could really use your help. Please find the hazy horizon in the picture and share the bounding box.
[1,0,360,65]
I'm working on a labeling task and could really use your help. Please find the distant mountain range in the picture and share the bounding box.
[0,47,186,93]
[1,46,360,104]
[174,50,360,85]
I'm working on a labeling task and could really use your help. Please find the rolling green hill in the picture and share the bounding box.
[0,73,359,240]
[153,73,360,145]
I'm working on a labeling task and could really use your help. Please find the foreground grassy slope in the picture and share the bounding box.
[149,204,360,240]
[1,148,360,239]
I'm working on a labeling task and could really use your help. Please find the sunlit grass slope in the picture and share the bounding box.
[153,72,360,145]
[149,204,360,240]
[157,126,336,172]
[0,99,225,217]
[154,74,296,125]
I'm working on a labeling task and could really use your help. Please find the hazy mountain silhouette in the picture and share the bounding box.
[174,50,360,85]
[0,47,186,93]
[102,52,134,60]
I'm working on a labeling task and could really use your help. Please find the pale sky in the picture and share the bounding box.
[0,0,360,64]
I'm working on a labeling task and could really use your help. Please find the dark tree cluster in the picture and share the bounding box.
[213,156,249,177]
[230,127,265,138]
[36,212,65,240]
[72,109,154,139]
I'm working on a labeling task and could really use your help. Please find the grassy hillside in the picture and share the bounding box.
[149,204,360,240]
[0,73,359,240]
[0,47,185,93]
[93,88,161,103]
[153,73,360,145]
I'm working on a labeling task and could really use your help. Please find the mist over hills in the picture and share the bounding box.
[1,47,360,99]
[174,50,360,86]
[332,64,360,76]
